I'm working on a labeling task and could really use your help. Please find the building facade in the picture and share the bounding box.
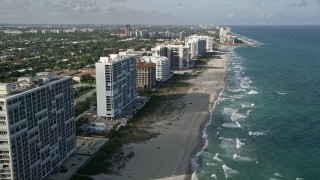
[0,72,76,180]
[125,24,131,37]
[96,55,137,120]
[136,61,156,90]
[185,35,213,52]
[187,41,198,59]
[219,27,236,44]
[141,56,171,81]
[179,31,186,41]
[151,45,190,70]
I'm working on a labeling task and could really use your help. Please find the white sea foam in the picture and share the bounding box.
[231,111,247,121]
[233,95,245,99]
[242,103,255,108]
[246,110,252,115]
[248,90,258,94]
[269,178,281,180]
[296,178,304,180]
[201,151,215,159]
[233,154,253,162]
[274,173,284,178]
[206,162,218,166]
[213,153,223,162]
[236,138,245,149]
[235,121,242,128]
[249,131,267,136]
[223,107,235,115]
[219,137,235,147]
[219,137,231,140]
[275,91,286,95]
[211,174,218,179]
[222,164,239,179]
[229,88,245,93]
[219,137,244,157]
[240,82,250,89]
[191,172,198,180]
[222,123,241,128]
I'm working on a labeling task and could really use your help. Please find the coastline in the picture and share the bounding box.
[92,46,229,180]
[189,46,230,178]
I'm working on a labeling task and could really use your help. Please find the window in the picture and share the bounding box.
[0,131,8,135]
[0,141,8,145]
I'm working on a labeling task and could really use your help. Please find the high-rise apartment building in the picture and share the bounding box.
[151,45,190,70]
[136,61,156,90]
[96,55,137,120]
[185,35,213,51]
[141,56,171,81]
[187,41,199,59]
[219,27,235,44]
[0,72,76,180]
[179,31,186,41]
[125,24,131,37]
[185,37,207,59]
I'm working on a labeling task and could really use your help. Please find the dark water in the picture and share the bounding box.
[194,26,320,180]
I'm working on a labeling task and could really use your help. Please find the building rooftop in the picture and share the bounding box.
[98,54,136,64]
[0,72,69,98]
[141,56,168,62]
[136,61,156,68]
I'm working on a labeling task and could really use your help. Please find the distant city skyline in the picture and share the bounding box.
[0,0,320,25]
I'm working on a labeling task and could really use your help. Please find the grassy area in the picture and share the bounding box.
[130,74,191,124]
[79,139,121,175]
[74,87,95,99]
[75,94,96,117]
[191,52,217,75]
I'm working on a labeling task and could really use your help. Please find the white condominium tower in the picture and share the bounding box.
[0,72,76,180]
[185,35,214,51]
[141,56,170,81]
[219,27,235,44]
[151,45,190,70]
[96,55,137,120]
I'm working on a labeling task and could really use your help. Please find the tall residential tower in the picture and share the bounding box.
[0,72,76,180]
[96,55,137,120]
[125,24,131,37]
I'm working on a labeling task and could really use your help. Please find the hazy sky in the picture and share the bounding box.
[0,0,319,25]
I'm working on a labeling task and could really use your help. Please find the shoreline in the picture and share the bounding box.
[189,46,230,178]
[189,87,225,176]
[92,46,229,180]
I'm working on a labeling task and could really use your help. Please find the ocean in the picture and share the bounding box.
[193,26,320,180]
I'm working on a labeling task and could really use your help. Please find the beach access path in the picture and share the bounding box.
[93,49,228,180]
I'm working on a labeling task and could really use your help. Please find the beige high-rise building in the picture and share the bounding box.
[179,31,186,41]
[136,61,156,90]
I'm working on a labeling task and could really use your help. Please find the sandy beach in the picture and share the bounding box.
[93,48,228,180]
